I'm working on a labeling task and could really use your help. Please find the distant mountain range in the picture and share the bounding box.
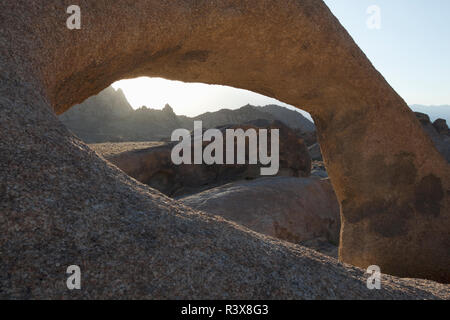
[60,87,316,143]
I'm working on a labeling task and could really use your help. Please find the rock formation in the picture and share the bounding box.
[433,119,450,136]
[93,121,311,197]
[194,104,315,134]
[60,87,193,142]
[1,0,449,299]
[308,112,450,174]
[261,105,316,132]
[410,105,450,123]
[179,177,341,248]
[416,112,450,162]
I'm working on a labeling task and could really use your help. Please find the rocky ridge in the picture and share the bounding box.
[60,87,315,143]
[415,112,450,162]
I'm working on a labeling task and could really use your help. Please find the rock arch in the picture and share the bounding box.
[0,0,448,298]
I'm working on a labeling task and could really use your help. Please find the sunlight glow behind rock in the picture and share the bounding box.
[112,77,313,120]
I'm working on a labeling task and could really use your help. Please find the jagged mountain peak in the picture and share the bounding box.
[59,86,316,143]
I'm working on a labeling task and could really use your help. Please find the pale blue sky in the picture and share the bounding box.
[114,0,449,118]
[324,0,450,106]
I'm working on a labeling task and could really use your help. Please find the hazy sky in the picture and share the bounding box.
[113,0,450,117]
[324,0,450,106]
[112,78,298,117]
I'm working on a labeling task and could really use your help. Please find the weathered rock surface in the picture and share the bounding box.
[311,161,329,178]
[308,143,323,161]
[1,0,449,299]
[94,121,311,197]
[299,237,339,259]
[298,130,318,147]
[416,112,450,162]
[179,177,341,247]
[307,112,450,174]
[433,119,450,136]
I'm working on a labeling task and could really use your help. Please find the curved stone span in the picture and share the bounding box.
[0,0,449,298]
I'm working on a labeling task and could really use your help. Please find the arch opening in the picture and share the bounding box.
[60,77,319,192]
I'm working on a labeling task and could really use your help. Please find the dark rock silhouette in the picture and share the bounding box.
[60,88,192,142]
[93,121,311,197]
[194,104,315,133]
[60,88,315,144]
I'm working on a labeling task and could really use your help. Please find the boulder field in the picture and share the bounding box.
[94,121,311,197]
[0,0,449,298]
